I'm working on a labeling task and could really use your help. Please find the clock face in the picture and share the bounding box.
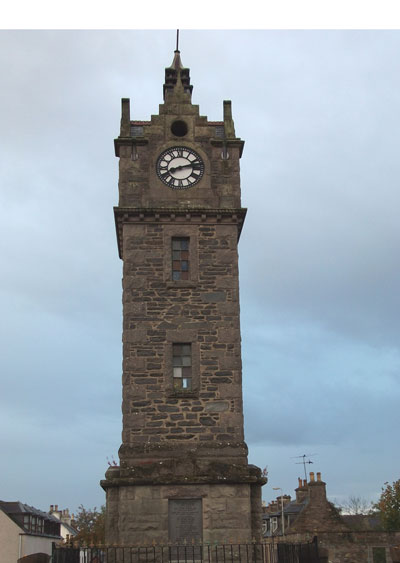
[156,146,204,189]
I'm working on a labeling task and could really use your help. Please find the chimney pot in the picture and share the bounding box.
[310,472,315,482]
[303,479,307,487]
[298,477,302,487]
[55,504,58,511]
[317,472,321,482]
[50,505,53,512]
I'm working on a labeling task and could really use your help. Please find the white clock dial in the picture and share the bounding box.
[156,147,204,189]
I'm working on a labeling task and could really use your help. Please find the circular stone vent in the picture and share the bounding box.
[171,120,188,137]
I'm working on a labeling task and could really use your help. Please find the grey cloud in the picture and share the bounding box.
[1,29,399,511]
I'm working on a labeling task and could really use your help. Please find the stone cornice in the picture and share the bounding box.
[114,137,244,157]
[100,459,267,490]
[101,473,267,490]
[114,206,247,259]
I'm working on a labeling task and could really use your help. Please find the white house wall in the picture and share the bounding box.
[20,534,56,559]
[0,510,21,563]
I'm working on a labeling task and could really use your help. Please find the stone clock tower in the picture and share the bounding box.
[101,47,266,545]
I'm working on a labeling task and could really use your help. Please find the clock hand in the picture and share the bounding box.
[169,161,200,173]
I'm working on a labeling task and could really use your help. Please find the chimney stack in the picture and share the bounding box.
[50,505,53,512]
[55,504,58,511]
[308,471,327,502]
[283,495,291,506]
[295,477,308,503]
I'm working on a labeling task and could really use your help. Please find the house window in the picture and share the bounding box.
[262,519,268,535]
[271,517,278,533]
[172,237,189,280]
[37,518,44,534]
[173,343,192,390]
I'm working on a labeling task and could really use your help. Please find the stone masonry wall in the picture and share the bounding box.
[282,531,400,563]
[120,218,246,463]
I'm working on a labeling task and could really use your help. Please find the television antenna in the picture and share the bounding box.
[291,453,317,481]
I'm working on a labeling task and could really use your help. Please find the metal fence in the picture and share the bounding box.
[53,539,320,563]
[277,537,320,563]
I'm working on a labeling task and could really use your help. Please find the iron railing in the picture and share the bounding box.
[277,537,320,563]
[53,539,320,563]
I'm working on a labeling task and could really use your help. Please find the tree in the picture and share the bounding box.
[73,505,105,545]
[339,495,374,515]
[376,479,400,531]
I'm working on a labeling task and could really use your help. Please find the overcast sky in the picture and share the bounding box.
[1,29,399,516]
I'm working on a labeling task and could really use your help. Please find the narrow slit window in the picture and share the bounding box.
[173,343,192,391]
[172,237,189,280]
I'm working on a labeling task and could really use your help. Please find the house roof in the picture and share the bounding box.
[61,521,78,535]
[0,500,62,538]
[284,501,308,514]
[263,500,307,518]
[0,501,59,522]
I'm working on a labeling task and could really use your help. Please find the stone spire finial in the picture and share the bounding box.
[163,43,193,101]
[170,49,184,71]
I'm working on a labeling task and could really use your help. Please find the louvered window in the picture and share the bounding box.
[172,237,189,280]
[130,125,143,136]
[215,125,225,138]
[173,344,192,391]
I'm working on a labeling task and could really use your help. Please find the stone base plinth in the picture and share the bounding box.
[102,471,265,545]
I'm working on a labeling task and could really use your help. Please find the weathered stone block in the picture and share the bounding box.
[201,291,227,303]
[124,413,145,428]
[123,329,147,343]
[204,401,229,413]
